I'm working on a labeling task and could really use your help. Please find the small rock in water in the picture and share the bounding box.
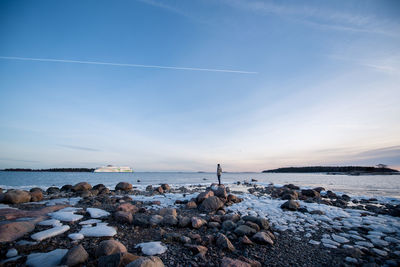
[135,241,167,256]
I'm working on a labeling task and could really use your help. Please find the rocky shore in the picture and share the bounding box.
[0,181,400,266]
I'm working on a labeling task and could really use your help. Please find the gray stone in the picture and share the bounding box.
[126,256,165,267]
[216,233,235,252]
[199,196,224,212]
[61,244,88,266]
[234,225,257,236]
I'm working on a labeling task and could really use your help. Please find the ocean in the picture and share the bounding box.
[1,171,399,199]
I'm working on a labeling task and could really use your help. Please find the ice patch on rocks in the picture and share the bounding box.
[49,211,83,222]
[31,225,70,241]
[68,233,84,240]
[86,208,110,218]
[135,241,167,255]
[79,225,116,237]
[26,249,68,267]
[38,219,62,227]
[129,193,198,210]
[79,219,102,225]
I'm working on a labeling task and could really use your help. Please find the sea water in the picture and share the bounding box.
[0,171,399,199]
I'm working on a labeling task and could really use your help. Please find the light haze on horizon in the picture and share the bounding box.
[0,0,400,171]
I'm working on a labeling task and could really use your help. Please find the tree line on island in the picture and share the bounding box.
[262,165,399,174]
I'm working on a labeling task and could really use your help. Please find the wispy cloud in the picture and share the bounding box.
[0,158,40,163]
[0,56,258,74]
[222,0,400,37]
[58,145,101,152]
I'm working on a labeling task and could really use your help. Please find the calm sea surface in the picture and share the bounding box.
[1,171,399,199]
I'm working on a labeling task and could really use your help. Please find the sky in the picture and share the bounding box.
[0,0,399,171]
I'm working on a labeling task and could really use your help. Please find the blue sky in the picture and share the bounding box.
[0,0,399,171]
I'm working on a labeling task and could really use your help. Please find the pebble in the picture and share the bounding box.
[6,248,18,258]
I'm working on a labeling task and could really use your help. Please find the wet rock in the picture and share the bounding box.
[61,244,88,266]
[341,194,351,201]
[114,211,133,224]
[117,203,139,213]
[122,253,141,266]
[222,213,240,222]
[284,184,300,190]
[208,222,220,228]
[234,225,257,236]
[326,190,337,198]
[180,235,191,244]
[3,189,31,204]
[242,216,269,230]
[221,257,251,267]
[186,201,197,209]
[313,187,325,193]
[72,182,92,192]
[150,215,164,226]
[161,184,170,191]
[126,256,165,267]
[95,239,127,257]
[115,182,133,191]
[60,184,73,192]
[191,217,207,229]
[227,194,241,203]
[196,190,214,203]
[245,221,260,231]
[46,187,60,194]
[30,187,43,193]
[211,184,228,199]
[146,185,153,191]
[252,231,274,245]
[281,200,300,211]
[154,187,164,194]
[222,220,237,231]
[240,235,254,245]
[199,196,224,212]
[178,216,191,227]
[98,253,123,267]
[301,189,320,198]
[216,233,235,252]
[159,208,177,217]
[133,214,150,227]
[162,215,178,226]
[93,184,106,191]
[30,190,43,202]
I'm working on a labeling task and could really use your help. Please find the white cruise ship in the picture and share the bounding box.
[94,165,133,173]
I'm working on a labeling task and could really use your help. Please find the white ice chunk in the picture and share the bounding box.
[79,225,116,237]
[6,248,18,258]
[331,234,350,243]
[370,238,389,247]
[26,249,68,267]
[321,238,340,247]
[68,233,84,240]
[323,243,337,249]
[0,256,22,264]
[384,236,400,244]
[79,219,102,225]
[38,219,62,227]
[135,241,167,256]
[86,208,110,218]
[31,225,70,241]
[49,211,83,222]
[16,240,37,246]
[309,240,320,245]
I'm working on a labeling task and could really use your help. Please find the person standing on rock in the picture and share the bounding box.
[217,164,222,185]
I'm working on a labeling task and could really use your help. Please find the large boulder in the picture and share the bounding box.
[30,190,43,202]
[60,184,73,192]
[126,256,164,267]
[160,184,170,191]
[281,200,300,211]
[301,189,320,198]
[211,184,228,199]
[95,239,127,257]
[46,187,60,194]
[72,182,92,192]
[196,191,214,203]
[199,196,224,212]
[115,182,133,191]
[3,189,31,204]
[61,244,88,266]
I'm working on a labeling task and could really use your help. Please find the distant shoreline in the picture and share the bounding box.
[263,166,399,175]
[1,168,95,172]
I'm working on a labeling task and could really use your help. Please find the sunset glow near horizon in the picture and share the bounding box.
[0,0,399,171]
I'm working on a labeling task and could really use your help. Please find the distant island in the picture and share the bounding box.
[2,168,95,172]
[262,165,399,175]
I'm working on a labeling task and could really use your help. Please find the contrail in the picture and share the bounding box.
[0,56,258,74]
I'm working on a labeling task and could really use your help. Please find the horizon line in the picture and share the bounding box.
[0,56,259,74]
